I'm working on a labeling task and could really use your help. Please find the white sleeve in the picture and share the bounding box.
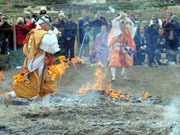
[40,28,60,54]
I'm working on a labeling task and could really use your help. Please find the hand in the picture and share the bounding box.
[163,48,166,52]
[5,38,9,42]
[57,32,61,38]
[160,42,164,45]
[67,37,71,41]
[141,47,146,51]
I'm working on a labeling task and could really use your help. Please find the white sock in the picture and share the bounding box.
[43,94,50,107]
[111,67,116,77]
[10,91,16,98]
[121,67,126,74]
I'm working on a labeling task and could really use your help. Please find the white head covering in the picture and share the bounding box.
[17,17,24,23]
[59,12,65,17]
[35,15,50,28]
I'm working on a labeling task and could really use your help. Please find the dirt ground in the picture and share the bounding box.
[1,64,180,135]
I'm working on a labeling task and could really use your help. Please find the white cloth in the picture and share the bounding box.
[27,26,60,76]
[27,52,45,73]
[43,94,50,107]
[40,28,60,54]
[35,15,50,26]
[149,19,162,27]
[111,67,116,77]
[112,16,137,38]
[10,91,16,98]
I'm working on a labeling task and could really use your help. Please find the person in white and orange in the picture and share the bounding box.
[108,12,136,81]
[5,15,61,111]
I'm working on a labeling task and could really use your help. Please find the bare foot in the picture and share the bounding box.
[41,107,58,111]
[4,93,12,108]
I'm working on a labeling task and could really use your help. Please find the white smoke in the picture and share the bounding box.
[163,98,180,135]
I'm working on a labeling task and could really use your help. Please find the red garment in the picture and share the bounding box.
[11,22,36,45]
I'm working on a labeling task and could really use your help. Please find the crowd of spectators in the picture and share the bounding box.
[0,6,180,67]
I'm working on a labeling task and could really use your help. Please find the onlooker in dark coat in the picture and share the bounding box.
[78,16,91,57]
[164,15,180,51]
[134,26,152,67]
[154,28,176,65]
[0,16,12,54]
[92,12,108,41]
[64,13,76,59]
[146,19,160,63]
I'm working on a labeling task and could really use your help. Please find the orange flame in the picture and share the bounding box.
[0,71,5,84]
[142,91,149,99]
[79,62,149,101]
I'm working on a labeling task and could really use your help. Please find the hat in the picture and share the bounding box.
[59,12,65,17]
[171,15,178,21]
[67,13,72,18]
[99,15,105,19]
[83,16,89,21]
[17,17,24,23]
[153,19,159,24]
[40,7,46,11]
[2,15,7,20]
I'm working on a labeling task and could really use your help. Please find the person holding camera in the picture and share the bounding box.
[134,26,152,67]
[155,28,176,65]
[0,16,12,54]
[78,15,91,57]
[146,19,160,64]
[164,15,180,51]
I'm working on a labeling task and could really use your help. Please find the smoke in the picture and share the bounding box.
[163,98,180,135]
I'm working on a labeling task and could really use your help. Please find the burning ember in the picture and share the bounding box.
[0,71,5,96]
[0,71,4,84]
[80,62,149,101]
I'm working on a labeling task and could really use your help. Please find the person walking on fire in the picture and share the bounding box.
[4,15,61,111]
[108,12,136,81]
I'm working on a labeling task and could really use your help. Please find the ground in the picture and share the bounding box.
[0,64,180,135]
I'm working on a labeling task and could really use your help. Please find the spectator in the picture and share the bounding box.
[64,13,76,59]
[58,12,66,54]
[90,25,109,66]
[162,12,172,28]
[92,11,103,41]
[24,15,32,26]
[52,17,62,56]
[149,13,162,27]
[164,15,180,51]
[78,15,91,57]
[52,17,60,29]
[12,17,29,67]
[40,7,47,15]
[134,26,152,67]
[154,28,176,65]
[0,16,12,54]
[146,18,160,64]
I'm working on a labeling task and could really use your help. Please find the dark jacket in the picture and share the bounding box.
[79,18,91,44]
[156,35,169,50]
[64,21,76,41]
[134,33,151,51]
[146,25,159,49]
